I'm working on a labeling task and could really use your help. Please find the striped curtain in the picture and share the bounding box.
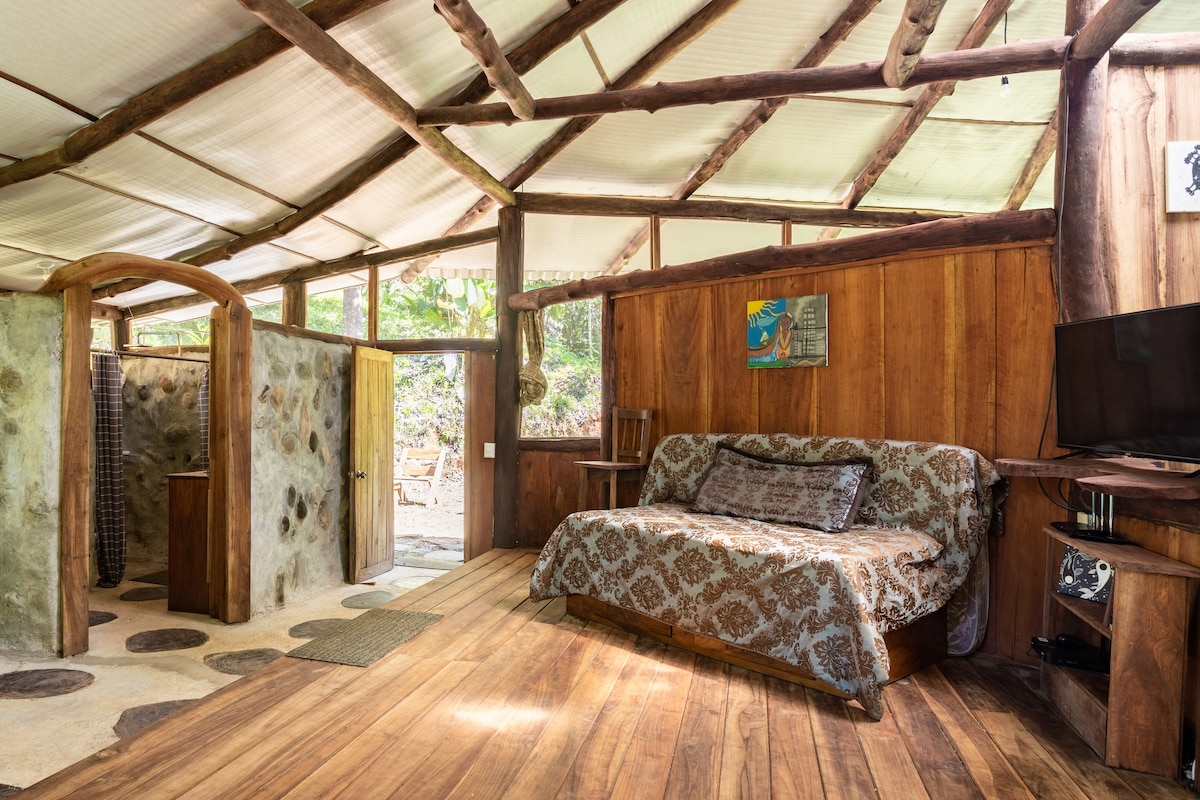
[92,352,126,588]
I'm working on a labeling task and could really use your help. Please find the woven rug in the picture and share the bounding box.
[287,608,442,667]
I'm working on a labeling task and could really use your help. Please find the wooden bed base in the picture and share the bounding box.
[566,595,948,700]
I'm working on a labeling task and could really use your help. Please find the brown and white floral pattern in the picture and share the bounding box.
[529,434,1002,720]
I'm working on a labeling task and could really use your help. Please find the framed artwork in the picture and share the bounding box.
[747,294,828,369]
[1165,141,1200,213]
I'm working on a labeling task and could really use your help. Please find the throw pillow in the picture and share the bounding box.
[690,444,872,531]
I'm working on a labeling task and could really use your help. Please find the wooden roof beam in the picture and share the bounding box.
[1072,0,1163,61]
[509,209,1056,311]
[238,0,515,207]
[518,192,960,226]
[601,0,883,275]
[1005,110,1059,211]
[416,36,1070,126]
[822,0,1014,239]
[434,0,537,120]
[398,0,748,283]
[882,0,951,87]
[121,227,498,319]
[0,0,390,190]
[97,0,629,301]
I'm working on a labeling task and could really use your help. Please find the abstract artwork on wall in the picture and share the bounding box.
[747,294,828,369]
[1165,141,1200,213]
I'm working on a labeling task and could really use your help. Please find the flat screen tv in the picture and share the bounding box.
[1055,302,1200,464]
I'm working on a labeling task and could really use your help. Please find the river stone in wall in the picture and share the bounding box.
[121,356,207,565]
[250,329,351,614]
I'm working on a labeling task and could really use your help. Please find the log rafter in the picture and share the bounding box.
[881,0,951,88]
[1071,0,1163,61]
[95,0,628,302]
[398,0,748,283]
[823,0,1014,239]
[434,0,536,120]
[1005,109,1060,211]
[601,0,883,275]
[237,0,515,206]
[0,0,391,190]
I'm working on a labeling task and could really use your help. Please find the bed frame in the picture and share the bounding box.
[566,595,948,698]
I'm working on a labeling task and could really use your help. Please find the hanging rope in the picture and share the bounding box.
[519,309,548,407]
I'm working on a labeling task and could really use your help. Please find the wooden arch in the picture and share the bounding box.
[42,253,253,655]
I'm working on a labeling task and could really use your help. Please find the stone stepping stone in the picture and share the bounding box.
[203,648,285,676]
[126,628,209,653]
[119,586,168,602]
[113,699,194,739]
[0,669,94,699]
[132,569,169,585]
[288,618,351,639]
[89,610,118,627]
[341,591,394,609]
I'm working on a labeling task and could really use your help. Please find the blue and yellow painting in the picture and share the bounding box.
[747,294,828,368]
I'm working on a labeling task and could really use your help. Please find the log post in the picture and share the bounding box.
[1058,0,1115,321]
[60,284,92,656]
[493,206,523,548]
[281,281,307,328]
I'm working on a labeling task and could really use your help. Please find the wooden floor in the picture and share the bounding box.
[20,549,1195,799]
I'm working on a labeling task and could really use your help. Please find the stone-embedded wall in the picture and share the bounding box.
[120,355,207,566]
[250,327,351,615]
[0,293,62,654]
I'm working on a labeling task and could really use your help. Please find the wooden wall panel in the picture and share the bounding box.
[882,255,953,441]
[814,265,884,438]
[1165,66,1200,307]
[709,280,759,433]
[515,444,600,549]
[986,245,1060,661]
[756,274,817,435]
[654,287,711,435]
[952,251,997,456]
[463,351,495,561]
[614,294,661,440]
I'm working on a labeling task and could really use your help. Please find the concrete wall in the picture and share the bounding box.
[120,355,207,566]
[0,293,62,654]
[250,328,352,615]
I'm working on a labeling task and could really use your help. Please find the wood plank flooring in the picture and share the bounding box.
[18,549,1196,799]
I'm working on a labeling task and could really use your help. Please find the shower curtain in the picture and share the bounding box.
[92,352,126,588]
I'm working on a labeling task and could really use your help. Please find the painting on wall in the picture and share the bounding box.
[747,294,828,368]
[1165,141,1200,213]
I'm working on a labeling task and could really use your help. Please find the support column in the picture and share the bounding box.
[1057,0,1115,321]
[60,285,92,656]
[494,206,522,548]
[281,280,307,328]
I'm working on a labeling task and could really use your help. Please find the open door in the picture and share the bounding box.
[350,346,395,583]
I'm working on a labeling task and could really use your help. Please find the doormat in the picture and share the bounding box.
[287,608,442,667]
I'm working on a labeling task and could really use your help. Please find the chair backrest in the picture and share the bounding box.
[398,446,445,478]
[611,407,653,464]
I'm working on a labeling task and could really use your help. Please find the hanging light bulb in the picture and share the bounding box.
[1000,75,1012,99]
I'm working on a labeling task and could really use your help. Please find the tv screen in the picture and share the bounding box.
[1055,303,1200,463]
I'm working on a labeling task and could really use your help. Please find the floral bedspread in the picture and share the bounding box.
[529,434,1001,719]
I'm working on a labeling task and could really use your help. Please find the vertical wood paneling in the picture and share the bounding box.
[516,446,601,549]
[814,265,884,438]
[756,274,817,435]
[710,280,759,433]
[463,351,495,561]
[1165,66,1200,307]
[987,245,1060,660]
[883,256,953,441]
[614,294,660,440]
[953,251,997,456]
[654,288,711,435]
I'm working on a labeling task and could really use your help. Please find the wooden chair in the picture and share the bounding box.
[394,446,446,508]
[576,407,654,511]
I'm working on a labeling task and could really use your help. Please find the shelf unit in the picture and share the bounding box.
[1042,524,1200,776]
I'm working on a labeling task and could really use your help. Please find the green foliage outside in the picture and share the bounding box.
[132,276,600,475]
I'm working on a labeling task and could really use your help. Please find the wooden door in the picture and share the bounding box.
[350,346,394,582]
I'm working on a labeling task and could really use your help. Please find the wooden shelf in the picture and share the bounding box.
[1046,590,1110,639]
[995,457,1200,500]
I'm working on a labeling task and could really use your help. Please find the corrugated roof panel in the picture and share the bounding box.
[703,97,911,205]
[585,0,709,86]
[625,217,781,270]
[0,82,87,159]
[524,214,650,275]
[862,119,1050,212]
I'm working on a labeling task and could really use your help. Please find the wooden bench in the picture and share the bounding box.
[393,447,445,508]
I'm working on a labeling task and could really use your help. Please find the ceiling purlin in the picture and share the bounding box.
[602,0,885,276]
[237,0,516,207]
[399,0,750,283]
[0,0,391,190]
[881,0,952,88]
[434,0,537,120]
[99,0,630,304]
[819,0,1015,241]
